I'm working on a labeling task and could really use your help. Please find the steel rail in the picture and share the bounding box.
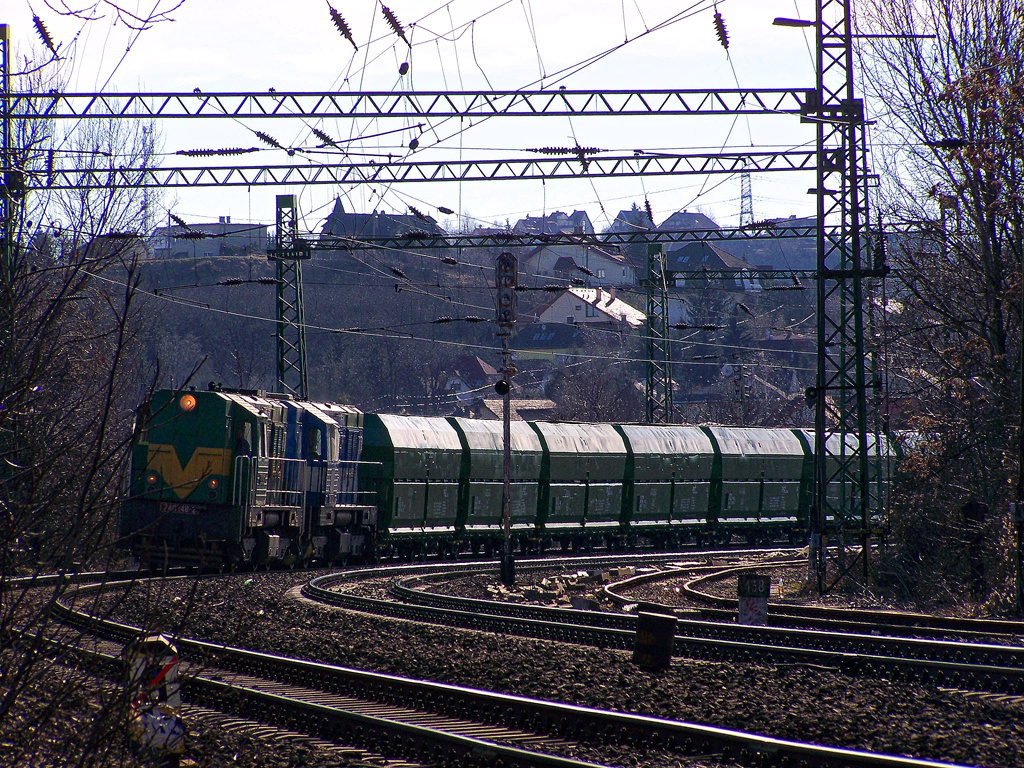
[25,624,606,768]
[50,580,967,768]
[9,88,808,120]
[675,565,1024,637]
[304,568,1024,694]
[392,572,1024,672]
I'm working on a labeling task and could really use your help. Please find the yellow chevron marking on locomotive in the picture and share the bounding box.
[147,445,232,499]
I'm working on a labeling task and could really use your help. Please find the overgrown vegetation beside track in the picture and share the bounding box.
[857,0,1024,612]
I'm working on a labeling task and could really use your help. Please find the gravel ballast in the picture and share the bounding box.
[84,566,1024,768]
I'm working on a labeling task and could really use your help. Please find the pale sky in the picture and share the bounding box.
[6,0,823,234]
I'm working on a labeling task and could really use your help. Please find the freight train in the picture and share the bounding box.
[120,387,890,566]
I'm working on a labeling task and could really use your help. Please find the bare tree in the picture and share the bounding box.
[549,353,644,423]
[858,0,1024,607]
[0,50,170,765]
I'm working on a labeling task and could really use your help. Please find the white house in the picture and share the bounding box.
[533,287,645,329]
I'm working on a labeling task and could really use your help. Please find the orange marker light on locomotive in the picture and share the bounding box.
[179,394,197,412]
[207,478,218,490]
[146,473,158,486]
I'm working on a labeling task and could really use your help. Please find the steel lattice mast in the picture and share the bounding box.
[645,243,672,423]
[268,195,309,399]
[806,0,881,588]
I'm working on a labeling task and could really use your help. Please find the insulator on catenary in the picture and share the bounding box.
[34,16,59,57]
[254,131,284,150]
[713,10,729,50]
[441,256,458,265]
[437,206,454,215]
[381,5,410,45]
[570,277,585,286]
[311,128,340,149]
[219,277,244,286]
[742,218,778,230]
[674,322,723,331]
[327,4,358,51]
[408,137,420,151]
[737,302,752,315]
[463,316,484,323]
[409,205,429,222]
[528,146,601,155]
[644,198,655,225]
[176,231,207,241]
[176,147,258,157]
[256,277,279,284]
[433,316,453,324]
[576,265,596,277]
[390,266,408,279]
[399,62,410,76]
[170,214,189,228]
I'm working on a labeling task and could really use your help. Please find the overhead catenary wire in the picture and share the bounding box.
[15,1,831,404]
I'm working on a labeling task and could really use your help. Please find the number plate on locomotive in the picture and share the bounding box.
[158,502,204,516]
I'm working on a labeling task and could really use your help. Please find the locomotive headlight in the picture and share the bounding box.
[208,478,218,490]
[145,473,158,486]
[179,394,197,412]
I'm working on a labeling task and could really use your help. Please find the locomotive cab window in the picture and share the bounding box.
[133,402,151,444]
[307,427,323,460]
[234,423,252,456]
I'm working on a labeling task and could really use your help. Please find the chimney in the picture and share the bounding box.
[595,287,602,303]
[609,287,616,302]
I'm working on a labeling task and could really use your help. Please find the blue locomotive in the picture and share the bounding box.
[120,387,889,566]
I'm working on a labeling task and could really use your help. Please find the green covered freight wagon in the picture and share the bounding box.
[447,417,543,544]
[702,426,809,542]
[529,421,627,541]
[361,414,462,549]
[615,424,715,541]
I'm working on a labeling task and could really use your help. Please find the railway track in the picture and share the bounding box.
[42,571,967,768]
[301,558,1024,696]
[670,563,1024,640]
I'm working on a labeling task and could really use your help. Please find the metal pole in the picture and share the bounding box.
[500,331,514,586]
[495,252,518,587]
[1,24,11,284]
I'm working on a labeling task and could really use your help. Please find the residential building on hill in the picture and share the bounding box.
[474,398,558,421]
[319,197,446,241]
[666,241,761,292]
[149,216,269,258]
[511,322,590,362]
[609,206,651,235]
[522,243,635,285]
[444,354,499,402]
[531,286,645,329]
[513,210,593,235]
[658,210,719,232]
